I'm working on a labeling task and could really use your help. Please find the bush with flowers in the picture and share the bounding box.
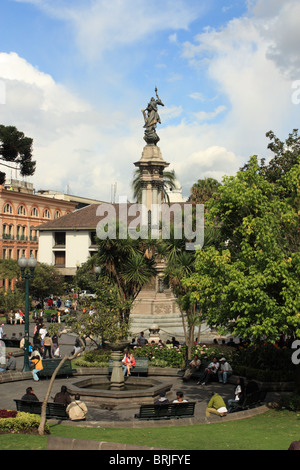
[0,411,50,434]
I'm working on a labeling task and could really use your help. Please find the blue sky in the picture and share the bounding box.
[1,0,300,201]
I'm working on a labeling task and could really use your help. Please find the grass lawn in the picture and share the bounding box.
[0,409,299,450]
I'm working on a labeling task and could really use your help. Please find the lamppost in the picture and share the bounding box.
[18,254,37,372]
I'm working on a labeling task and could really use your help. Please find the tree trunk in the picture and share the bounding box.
[38,340,85,435]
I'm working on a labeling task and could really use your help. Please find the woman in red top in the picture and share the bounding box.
[122,351,135,377]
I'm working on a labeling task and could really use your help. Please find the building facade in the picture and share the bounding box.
[0,179,76,288]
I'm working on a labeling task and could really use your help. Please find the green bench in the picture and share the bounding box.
[38,359,75,379]
[135,402,196,420]
[108,357,148,376]
[14,399,69,420]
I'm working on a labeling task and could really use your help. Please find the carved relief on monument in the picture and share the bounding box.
[153,304,172,315]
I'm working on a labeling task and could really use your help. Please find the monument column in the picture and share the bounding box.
[131,89,182,341]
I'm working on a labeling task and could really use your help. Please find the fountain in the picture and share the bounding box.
[67,342,173,409]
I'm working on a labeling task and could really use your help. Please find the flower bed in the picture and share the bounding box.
[0,411,50,434]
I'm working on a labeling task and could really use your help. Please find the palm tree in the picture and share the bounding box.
[188,177,221,204]
[132,168,177,204]
[95,231,157,325]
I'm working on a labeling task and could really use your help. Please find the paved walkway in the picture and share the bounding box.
[0,322,270,428]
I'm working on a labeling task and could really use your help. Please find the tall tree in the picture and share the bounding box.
[183,154,300,343]
[188,177,221,204]
[95,232,157,326]
[0,125,36,184]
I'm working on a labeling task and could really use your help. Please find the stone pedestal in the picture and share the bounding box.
[110,350,125,390]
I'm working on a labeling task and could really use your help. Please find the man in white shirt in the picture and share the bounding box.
[218,357,233,384]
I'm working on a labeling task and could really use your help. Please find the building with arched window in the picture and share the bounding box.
[0,180,76,289]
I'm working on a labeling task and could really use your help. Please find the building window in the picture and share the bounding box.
[54,210,62,219]
[54,232,66,246]
[54,251,65,267]
[30,207,38,217]
[3,203,13,214]
[43,209,50,219]
[17,205,26,216]
[17,225,26,240]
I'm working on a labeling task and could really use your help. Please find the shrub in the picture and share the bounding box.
[279,394,300,411]
[0,409,17,418]
[0,412,50,434]
[133,345,185,368]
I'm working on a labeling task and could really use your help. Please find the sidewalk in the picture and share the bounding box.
[0,322,270,427]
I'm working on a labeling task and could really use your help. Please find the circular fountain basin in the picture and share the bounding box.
[67,376,173,409]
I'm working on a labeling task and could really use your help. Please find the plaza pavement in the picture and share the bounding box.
[0,322,269,428]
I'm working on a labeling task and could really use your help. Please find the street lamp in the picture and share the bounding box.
[18,254,37,372]
[94,265,101,278]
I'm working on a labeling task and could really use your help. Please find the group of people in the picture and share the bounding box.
[197,356,233,385]
[154,390,187,405]
[6,309,25,325]
[183,354,233,385]
[32,320,60,359]
[130,332,181,349]
[205,376,260,422]
[21,386,88,421]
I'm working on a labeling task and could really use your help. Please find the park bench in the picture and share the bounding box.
[134,402,196,420]
[14,399,69,420]
[178,360,209,381]
[1,338,21,348]
[38,359,75,379]
[229,390,267,413]
[108,357,148,376]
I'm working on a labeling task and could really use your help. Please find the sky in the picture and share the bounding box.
[0,0,300,202]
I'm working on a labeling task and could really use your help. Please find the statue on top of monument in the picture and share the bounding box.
[142,88,164,145]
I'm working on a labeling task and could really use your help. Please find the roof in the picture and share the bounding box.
[37,202,190,231]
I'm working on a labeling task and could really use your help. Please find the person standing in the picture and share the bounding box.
[43,334,53,359]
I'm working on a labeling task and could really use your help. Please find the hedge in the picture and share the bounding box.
[0,411,50,434]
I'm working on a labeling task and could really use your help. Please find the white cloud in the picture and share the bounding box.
[0,52,139,201]
[194,105,226,122]
[14,0,205,60]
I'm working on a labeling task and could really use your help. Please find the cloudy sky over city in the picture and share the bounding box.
[1,0,300,201]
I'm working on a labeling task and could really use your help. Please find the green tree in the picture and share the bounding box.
[0,125,36,184]
[17,262,64,300]
[188,177,221,204]
[182,155,300,343]
[68,276,131,347]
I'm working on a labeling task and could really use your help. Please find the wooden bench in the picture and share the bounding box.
[14,399,69,420]
[134,402,196,420]
[108,357,148,376]
[38,359,75,379]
